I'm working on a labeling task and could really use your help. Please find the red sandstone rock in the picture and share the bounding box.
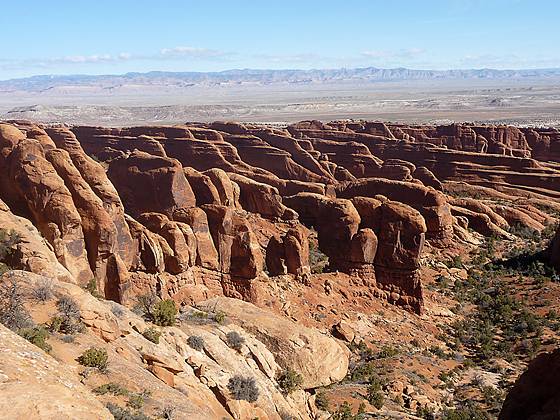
[107,150,196,218]
[8,139,94,285]
[266,226,310,280]
[172,207,219,271]
[228,172,297,220]
[183,167,221,206]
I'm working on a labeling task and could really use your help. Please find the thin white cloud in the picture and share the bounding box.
[361,48,425,60]
[0,46,233,71]
[160,46,231,59]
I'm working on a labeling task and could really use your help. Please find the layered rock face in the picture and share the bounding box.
[2,119,557,316]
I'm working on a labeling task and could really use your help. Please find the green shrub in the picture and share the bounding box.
[48,316,64,333]
[142,327,161,344]
[85,278,102,299]
[367,375,385,409]
[93,382,130,396]
[377,345,399,359]
[277,368,303,394]
[445,255,464,269]
[441,406,490,420]
[227,375,259,402]
[152,299,177,326]
[19,325,52,353]
[127,391,150,410]
[105,403,150,420]
[77,347,108,371]
[331,402,353,420]
[213,310,226,324]
[187,335,204,351]
[225,331,245,351]
[315,390,330,411]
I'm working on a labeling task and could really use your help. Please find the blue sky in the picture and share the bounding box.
[1,0,558,79]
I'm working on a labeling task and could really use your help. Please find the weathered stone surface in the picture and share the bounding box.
[107,150,196,218]
[336,178,453,242]
[199,296,350,388]
[8,139,93,285]
[0,323,113,419]
[266,226,310,280]
[0,199,73,282]
[183,167,221,206]
[173,207,219,270]
[204,168,240,208]
[45,127,135,270]
[374,201,426,313]
[228,172,297,220]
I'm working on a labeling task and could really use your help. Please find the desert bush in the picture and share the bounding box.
[111,302,125,318]
[151,299,177,326]
[213,310,226,324]
[93,382,130,396]
[441,406,490,420]
[187,335,204,351]
[134,293,158,318]
[158,405,176,420]
[48,316,64,333]
[227,375,259,402]
[309,237,328,274]
[445,255,464,269]
[56,295,83,333]
[19,325,52,353]
[225,331,245,351]
[349,361,376,383]
[77,347,108,371]
[315,390,330,411]
[85,278,102,299]
[377,345,399,359]
[32,279,53,302]
[127,391,150,410]
[105,403,150,420]
[416,406,436,420]
[134,294,177,326]
[277,368,303,394]
[0,229,21,273]
[367,375,385,409]
[142,327,161,344]
[61,334,75,343]
[331,401,353,420]
[0,277,32,331]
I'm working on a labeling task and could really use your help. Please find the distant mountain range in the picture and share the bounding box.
[2,67,560,92]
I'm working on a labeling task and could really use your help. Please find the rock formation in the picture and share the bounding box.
[1,119,558,316]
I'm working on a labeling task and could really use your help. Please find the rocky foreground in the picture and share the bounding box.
[1,119,560,419]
